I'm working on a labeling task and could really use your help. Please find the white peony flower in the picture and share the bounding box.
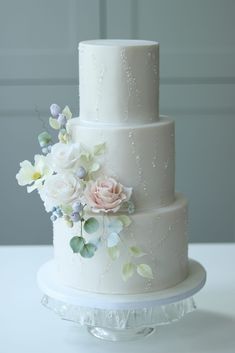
[16,155,53,193]
[50,142,84,173]
[39,173,83,212]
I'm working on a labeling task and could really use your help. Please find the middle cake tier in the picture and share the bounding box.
[67,117,175,210]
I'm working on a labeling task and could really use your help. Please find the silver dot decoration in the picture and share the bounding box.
[144,278,153,291]
[164,159,169,169]
[128,130,149,196]
[155,233,169,248]
[147,50,158,93]
[151,138,159,169]
[91,53,105,122]
[152,159,157,168]
[121,48,141,121]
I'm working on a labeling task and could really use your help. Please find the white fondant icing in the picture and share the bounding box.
[53,39,189,295]
[79,40,159,124]
[53,194,188,294]
[67,117,175,210]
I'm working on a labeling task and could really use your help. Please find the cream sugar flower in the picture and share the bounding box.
[16,155,53,193]
[39,173,84,212]
[50,142,84,173]
[84,177,132,213]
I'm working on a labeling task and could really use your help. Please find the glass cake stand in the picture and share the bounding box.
[37,259,206,341]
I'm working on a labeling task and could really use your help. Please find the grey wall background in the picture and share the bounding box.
[0,0,234,245]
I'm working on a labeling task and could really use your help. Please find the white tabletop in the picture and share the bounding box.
[0,244,235,353]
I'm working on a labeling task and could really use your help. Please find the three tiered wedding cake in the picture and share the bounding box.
[17,40,189,296]
[55,40,188,294]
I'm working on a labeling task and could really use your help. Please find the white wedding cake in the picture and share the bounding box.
[16,39,189,296]
[53,40,189,294]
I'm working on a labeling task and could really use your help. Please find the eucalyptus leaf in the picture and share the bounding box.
[129,246,146,258]
[137,264,153,279]
[118,215,132,227]
[122,262,135,281]
[70,236,85,253]
[107,219,123,234]
[49,117,60,130]
[84,217,99,234]
[107,246,120,260]
[93,143,106,156]
[80,243,97,258]
[107,232,120,248]
[38,131,52,147]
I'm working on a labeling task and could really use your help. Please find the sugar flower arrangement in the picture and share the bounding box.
[16,104,153,281]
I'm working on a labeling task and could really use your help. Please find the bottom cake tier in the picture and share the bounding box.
[53,193,188,294]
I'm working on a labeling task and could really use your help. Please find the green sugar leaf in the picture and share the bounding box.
[129,246,146,258]
[80,243,97,258]
[93,143,106,156]
[122,262,135,281]
[62,105,72,119]
[49,117,60,130]
[38,131,52,147]
[107,246,120,260]
[89,162,100,173]
[137,264,153,279]
[118,215,132,227]
[84,217,99,234]
[70,236,85,253]
[61,204,73,215]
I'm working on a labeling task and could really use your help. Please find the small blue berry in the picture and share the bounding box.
[57,113,67,127]
[71,212,81,222]
[76,166,87,179]
[50,103,61,118]
[50,214,57,222]
[52,206,57,212]
[72,201,83,213]
[47,145,52,153]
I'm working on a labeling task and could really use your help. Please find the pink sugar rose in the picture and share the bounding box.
[84,177,132,213]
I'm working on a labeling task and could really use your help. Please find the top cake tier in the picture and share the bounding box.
[79,40,159,125]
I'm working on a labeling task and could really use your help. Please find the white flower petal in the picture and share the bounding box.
[16,161,35,186]
[27,180,42,193]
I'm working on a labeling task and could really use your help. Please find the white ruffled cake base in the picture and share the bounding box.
[37,259,206,341]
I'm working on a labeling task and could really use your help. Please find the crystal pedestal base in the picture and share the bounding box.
[87,326,156,341]
[38,259,206,341]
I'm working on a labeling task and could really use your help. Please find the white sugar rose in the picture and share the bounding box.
[50,142,83,173]
[39,173,83,212]
[84,177,132,213]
